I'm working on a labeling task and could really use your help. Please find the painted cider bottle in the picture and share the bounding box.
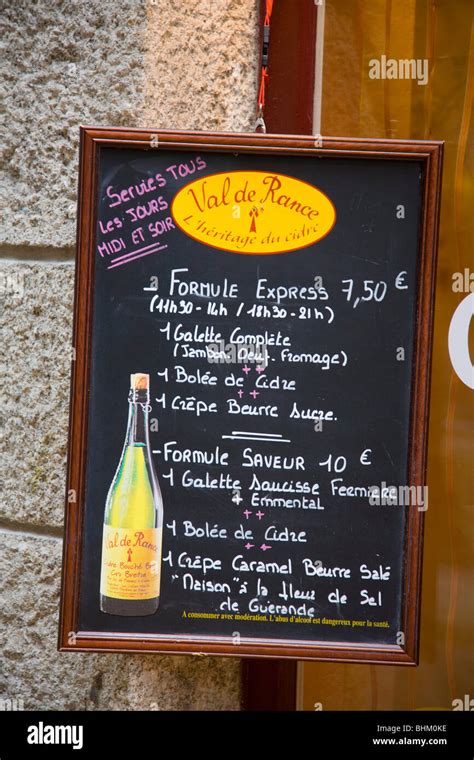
[100,373,163,616]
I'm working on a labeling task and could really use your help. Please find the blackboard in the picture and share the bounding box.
[59,128,442,663]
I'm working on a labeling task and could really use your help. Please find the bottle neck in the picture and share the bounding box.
[125,388,150,447]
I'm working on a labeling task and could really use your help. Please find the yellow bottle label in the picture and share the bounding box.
[100,525,162,600]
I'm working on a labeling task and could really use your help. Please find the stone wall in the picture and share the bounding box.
[1,0,259,711]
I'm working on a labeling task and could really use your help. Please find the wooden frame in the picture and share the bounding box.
[242,659,299,710]
[258,0,319,134]
[59,127,443,664]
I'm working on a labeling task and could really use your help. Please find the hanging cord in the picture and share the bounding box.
[255,0,274,133]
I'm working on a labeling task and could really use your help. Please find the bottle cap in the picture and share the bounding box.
[130,373,149,390]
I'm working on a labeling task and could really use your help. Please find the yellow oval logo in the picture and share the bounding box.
[171,171,336,255]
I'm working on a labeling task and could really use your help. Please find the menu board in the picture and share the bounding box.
[59,129,442,663]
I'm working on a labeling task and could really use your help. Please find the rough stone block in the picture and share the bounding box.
[0,531,241,710]
[1,261,74,527]
[1,0,258,248]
